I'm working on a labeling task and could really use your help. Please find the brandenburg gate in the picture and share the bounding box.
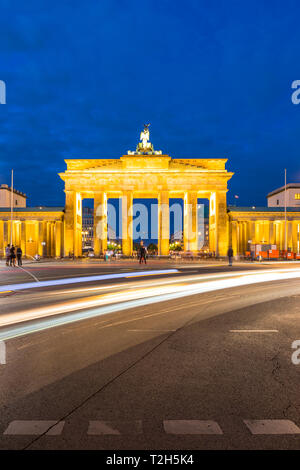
[59,126,233,257]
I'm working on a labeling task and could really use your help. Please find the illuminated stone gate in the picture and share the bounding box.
[59,129,233,257]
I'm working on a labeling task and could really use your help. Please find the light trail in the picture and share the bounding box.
[230,330,279,333]
[1,267,300,341]
[45,267,300,296]
[0,269,179,292]
[0,284,187,328]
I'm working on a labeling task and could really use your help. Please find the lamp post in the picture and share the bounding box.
[284,168,287,252]
[10,169,13,245]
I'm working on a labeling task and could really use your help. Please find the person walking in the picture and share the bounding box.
[139,241,147,265]
[16,246,22,266]
[5,244,10,266]
[10,245,16,267]
[227,246,233,266]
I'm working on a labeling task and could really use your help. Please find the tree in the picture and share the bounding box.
[169,242,182,251]
[147,243,158,253]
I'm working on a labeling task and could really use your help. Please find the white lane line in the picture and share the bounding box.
[87,420,142,435]
[0,340,6,364]
[164,420,223,435]
[230,329,279,333]
[244,419,300,435]
[3,420,65,436]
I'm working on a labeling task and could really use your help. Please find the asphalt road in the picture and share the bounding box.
[0,261,300,450]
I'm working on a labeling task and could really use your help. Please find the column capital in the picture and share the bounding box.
[184,191,198,252]
[158,190,169,204]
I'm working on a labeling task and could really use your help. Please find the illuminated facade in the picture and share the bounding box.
[0,207,64,258]
[59,154,233,257]
[1,130,300,259]
[228,206,300,255]
[57,128,233,257]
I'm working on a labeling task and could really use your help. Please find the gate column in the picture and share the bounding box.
[122,191,133,256]
[183,191,198,252]
[94,192,107,256]
[64,190,82,257]
[158,191,170,255]
[216,191,229,256]
[209,191,228,257]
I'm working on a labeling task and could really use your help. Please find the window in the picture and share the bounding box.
[277,199,279,205]
[295,194,300,200]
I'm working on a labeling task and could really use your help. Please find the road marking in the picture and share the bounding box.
[244,419,300,435]
[0,291,12,295]
[163,420,223,435]
[3,419,300,436]
[230,329,279,333]
[87,420,142,435]
[3,420,65,436]
[0,340,6,364]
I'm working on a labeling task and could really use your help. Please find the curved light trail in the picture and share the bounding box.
[0,269,179,292]
[1,267,300,341]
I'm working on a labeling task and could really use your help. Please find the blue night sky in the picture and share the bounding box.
[1,0,300,208]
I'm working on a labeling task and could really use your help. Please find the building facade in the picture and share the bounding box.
[1,131,299,259]
[228,206,300,255]
[267,183,300,207]
[0,207,64,258]
[0,184,27,208]
[59,154,232,257]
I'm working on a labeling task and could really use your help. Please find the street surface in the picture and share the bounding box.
[0,259,300,450]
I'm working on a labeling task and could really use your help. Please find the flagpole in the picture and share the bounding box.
[284,168,287,252]
[10,169,13,245]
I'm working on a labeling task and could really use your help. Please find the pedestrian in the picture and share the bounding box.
[227,246,233,266]
[139,241,147,264]
[5,244,10,266]
[10,245,16,267]
[16,246,22,266]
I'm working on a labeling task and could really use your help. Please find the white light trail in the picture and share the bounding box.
[54,268,300,295]
[0,269,179,292]
[1,268,300,341]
